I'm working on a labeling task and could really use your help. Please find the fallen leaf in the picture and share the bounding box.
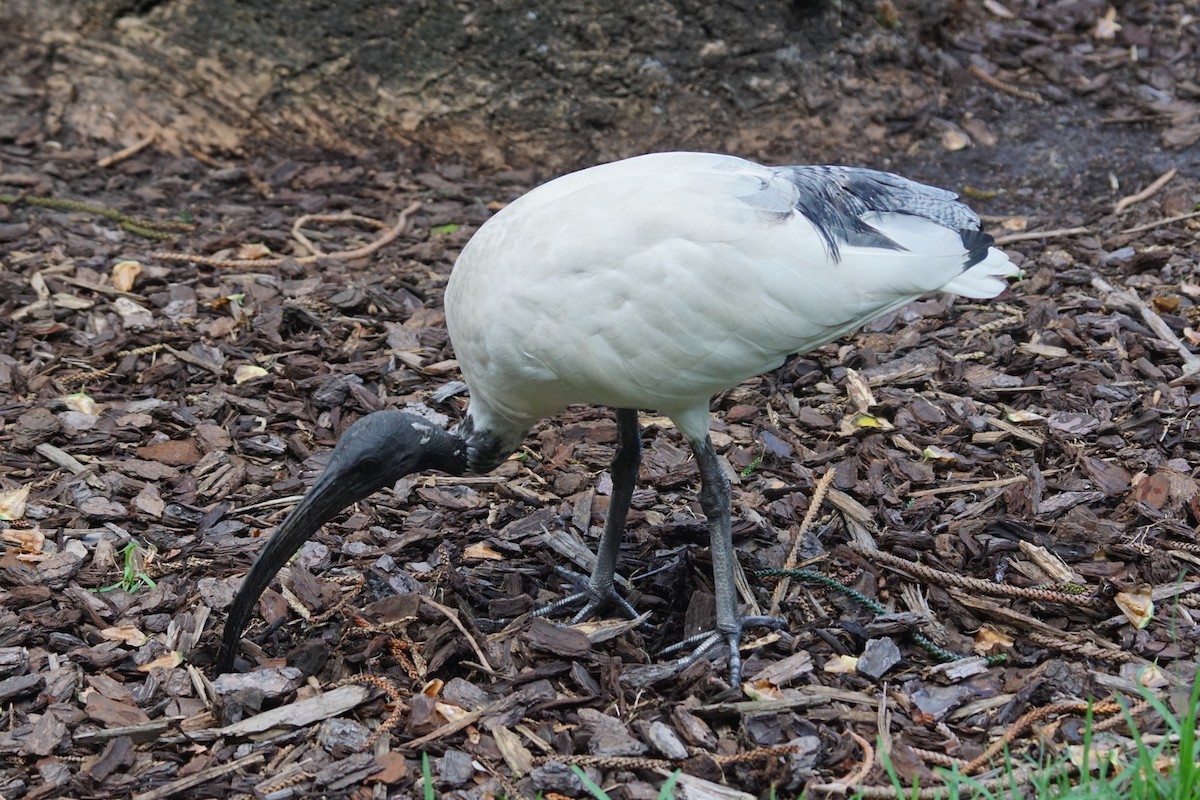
[1151,295,1180,313]
[840,413,894,436]
[1128,662,1166,690]
[369,752,409,783]
[1066,742,1121,772]
[1130,470,1197,511]
[137,651,184,672]
[435,701,472,723]
[1114,586,1153,629]
[743,681,786,701]
[0,526,44,552]
[233,364,269,384]
[111,260,143,292]
[463,542,504,561]
[1093,5,1121,39]
[922,445,959,463]
[63,392,99,416]
[0,485,31,521]
[973,625,1014,655]
[100,625,149,647]
[1019,342,1070,359]
[1134,664,1168,689]
[236,243,273,259]
[823,654,859,673]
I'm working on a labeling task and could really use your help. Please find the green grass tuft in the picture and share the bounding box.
[571,765,683,800]
[92,539,157,593]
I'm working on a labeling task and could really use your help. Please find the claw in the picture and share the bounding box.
[660,615,785,685]
[531,565,642,623]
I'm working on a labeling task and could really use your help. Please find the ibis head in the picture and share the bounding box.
[215,411,466,672]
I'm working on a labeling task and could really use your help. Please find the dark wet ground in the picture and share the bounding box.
[1,1,1198,797]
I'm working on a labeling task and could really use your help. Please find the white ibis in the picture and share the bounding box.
[215,152,1018,682]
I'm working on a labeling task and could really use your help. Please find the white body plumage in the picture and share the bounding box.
[445,152,1017,470]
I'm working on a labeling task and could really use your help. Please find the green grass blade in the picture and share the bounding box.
[657,769,681,800]
[572,765,611,800]
[422,752,435,800]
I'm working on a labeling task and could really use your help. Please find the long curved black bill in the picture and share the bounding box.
[214,467,375,673]
[213,410,468,673]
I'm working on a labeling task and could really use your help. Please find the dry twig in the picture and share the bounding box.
[292,212,393,257]
[769,469,835,617]
[419,596,497,673]
[1114,167,1177,214]
[1119,209,1200,235]
[993,226,1090,245]
[97,131,159,168]
[1091,275,1200,377]
[529,744,804,770]
[908,474,1030,498]
[969,63,1044,103]
[130,752,264,800]
[814,698,1150,797]
[819,729,875,793]
[152,200,421,267]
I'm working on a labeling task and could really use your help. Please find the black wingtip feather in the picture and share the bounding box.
[778,166,986,263]
[959,228,994,269]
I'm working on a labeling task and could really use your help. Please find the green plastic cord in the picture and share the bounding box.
[756,567,1008,666]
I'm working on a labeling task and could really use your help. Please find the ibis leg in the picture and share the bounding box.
[660,436,783,684]
[533,408,641,621]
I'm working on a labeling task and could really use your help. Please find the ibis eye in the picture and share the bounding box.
[358,458,381,475]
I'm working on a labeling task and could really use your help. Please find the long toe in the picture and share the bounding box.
[531,566,641,622]
[661,615,786,685]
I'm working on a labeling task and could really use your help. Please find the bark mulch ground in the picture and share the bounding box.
[1,2,1199,798]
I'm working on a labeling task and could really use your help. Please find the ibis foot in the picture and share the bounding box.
[660,615,785,685]
[532,566,642,624]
